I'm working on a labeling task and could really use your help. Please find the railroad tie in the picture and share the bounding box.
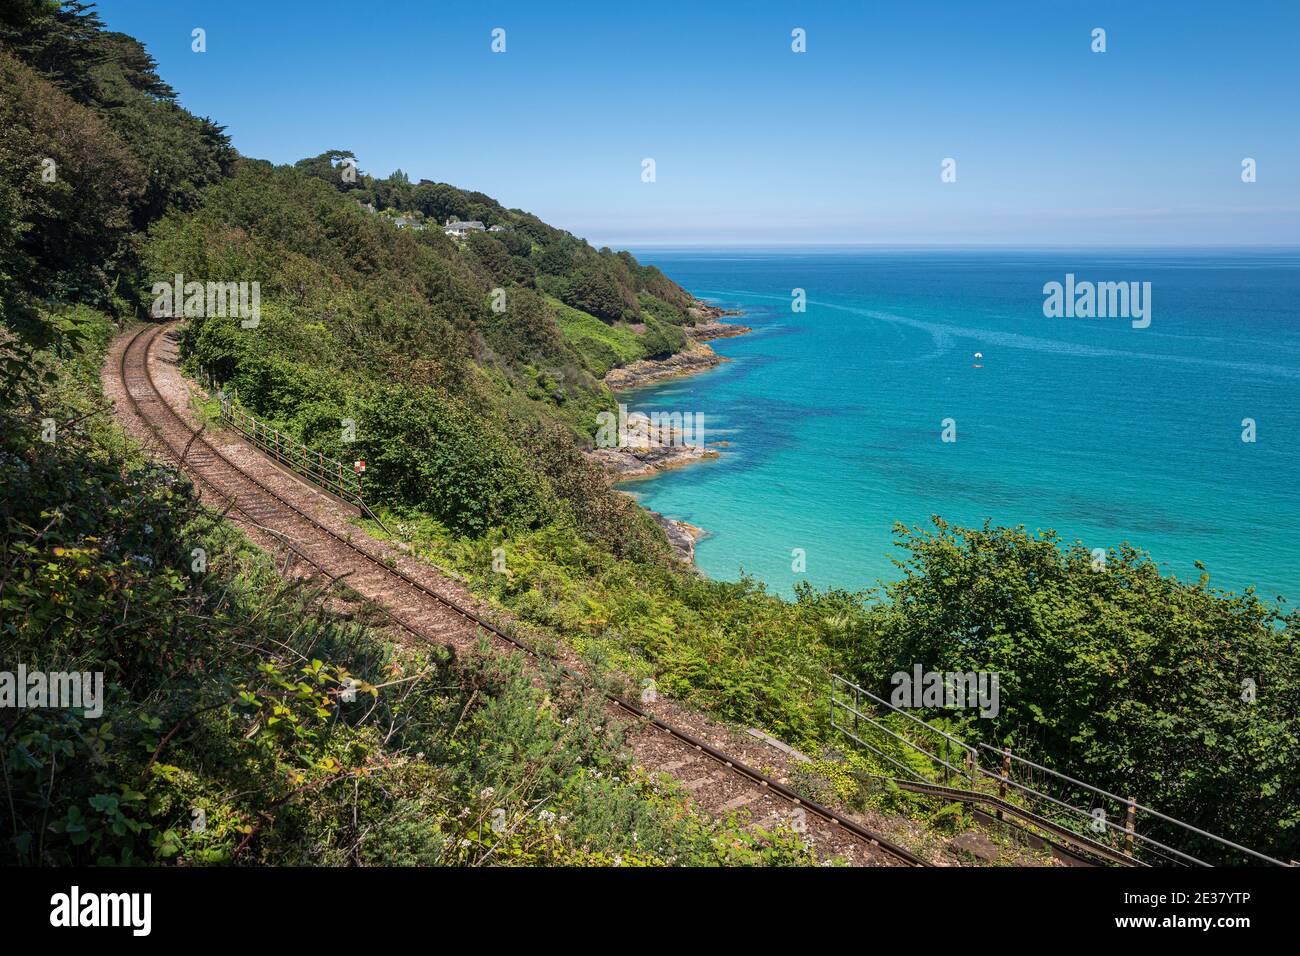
[720,792,760,813]
[656,759,693,774]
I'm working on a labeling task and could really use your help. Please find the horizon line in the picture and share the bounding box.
[594,240,1300,251]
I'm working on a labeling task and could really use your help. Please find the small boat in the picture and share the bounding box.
[973,351,983,369]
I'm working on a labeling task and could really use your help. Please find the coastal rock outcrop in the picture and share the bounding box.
[689,321,752,341]
[589,441,718,480]
[588,409,718,479]
[650,511,705,564]
[603,343,724,391]
[688,303,744,321]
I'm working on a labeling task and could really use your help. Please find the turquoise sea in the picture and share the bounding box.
[620,249,1300,602]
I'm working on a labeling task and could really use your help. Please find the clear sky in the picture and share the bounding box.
[93,0,1299,247]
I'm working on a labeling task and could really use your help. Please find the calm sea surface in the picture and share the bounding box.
[621,248,1300,601]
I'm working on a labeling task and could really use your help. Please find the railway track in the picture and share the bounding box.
[114,321,927,867]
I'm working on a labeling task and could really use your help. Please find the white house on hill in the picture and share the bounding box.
[444,218,485,237]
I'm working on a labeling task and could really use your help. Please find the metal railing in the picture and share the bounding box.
[832,672,977,786]
[214,392,364,507]
[830,673,1289,867]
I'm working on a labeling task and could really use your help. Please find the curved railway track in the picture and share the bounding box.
[115,321,927,867]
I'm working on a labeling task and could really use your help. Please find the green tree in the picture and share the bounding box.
[848,518,1300,861]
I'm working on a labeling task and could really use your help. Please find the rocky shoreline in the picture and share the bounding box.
[603,343,724,391]
[650,511,706,563]
[590,300,751,563]
[688,302,744,322]
[603,307,751,391]
[589,439,718,481]
[689,320,753,342]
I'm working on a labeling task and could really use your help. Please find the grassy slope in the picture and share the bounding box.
[549,296,649,377]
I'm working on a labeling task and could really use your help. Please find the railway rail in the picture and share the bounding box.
[114,321,927,867]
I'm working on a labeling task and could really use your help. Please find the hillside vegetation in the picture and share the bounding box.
[3,1,1298,865]
[152,158,685,556]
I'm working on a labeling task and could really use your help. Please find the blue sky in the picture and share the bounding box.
[94,0,1299,246]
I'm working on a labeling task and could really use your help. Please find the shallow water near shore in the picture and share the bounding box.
[619,248,1300,602]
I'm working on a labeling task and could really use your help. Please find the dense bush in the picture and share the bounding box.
[562,262,637,323]
[357,383,559,535]
[0,51,142,351]
[0,1,232,371]
[840,518,1300,860]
